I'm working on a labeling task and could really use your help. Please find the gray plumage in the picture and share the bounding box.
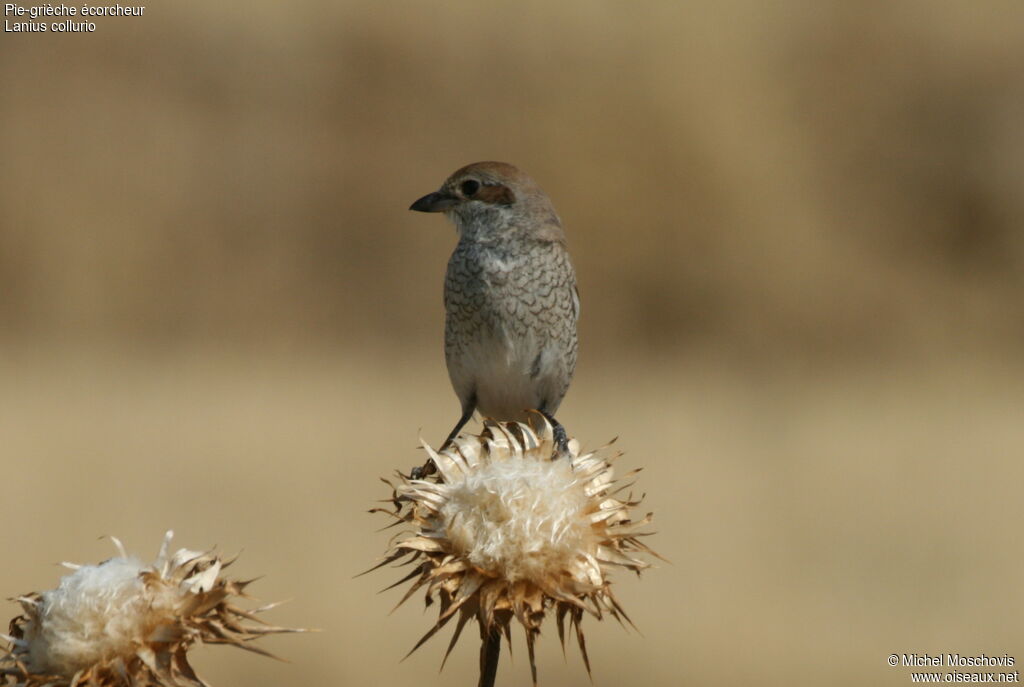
[410,161,579,445]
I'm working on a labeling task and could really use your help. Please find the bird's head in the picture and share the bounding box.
[410,161,563,241]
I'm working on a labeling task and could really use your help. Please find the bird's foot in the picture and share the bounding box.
[552,423,570,456]
[410,429,462,480]
[539,410,571,458]
[409,459,437,480]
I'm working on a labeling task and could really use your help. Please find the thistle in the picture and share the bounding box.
[1,532,303,687]
[370,419,658,686]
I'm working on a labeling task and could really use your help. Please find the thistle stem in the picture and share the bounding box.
[478,627,501,687]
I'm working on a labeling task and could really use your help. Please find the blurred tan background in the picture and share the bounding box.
[2,1,1022,686]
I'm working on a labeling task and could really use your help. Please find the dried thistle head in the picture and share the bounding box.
[371,419,658,683]
[1,532,303,687]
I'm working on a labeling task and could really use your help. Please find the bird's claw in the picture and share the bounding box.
[552,423,570,458]
[538,410,570,459]
[410,460,437,480]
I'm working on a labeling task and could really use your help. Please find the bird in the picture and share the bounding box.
[410,161,579,460]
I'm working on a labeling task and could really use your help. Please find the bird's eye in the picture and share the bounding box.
[460,179,480,197]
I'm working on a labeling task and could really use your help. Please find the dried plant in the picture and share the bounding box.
[1,532,303,687]
[370,419,659,686]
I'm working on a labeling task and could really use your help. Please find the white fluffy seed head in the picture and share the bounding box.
[379,421,658,682]
[439,455,595,584]
[2,533,302,687]
[24,557,182,676]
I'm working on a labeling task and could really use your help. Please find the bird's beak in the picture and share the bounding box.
[409,190,457,213]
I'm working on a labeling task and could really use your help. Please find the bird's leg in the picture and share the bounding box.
[411,399,475,479]
[539,410,570,457]
[442,404,475,450]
